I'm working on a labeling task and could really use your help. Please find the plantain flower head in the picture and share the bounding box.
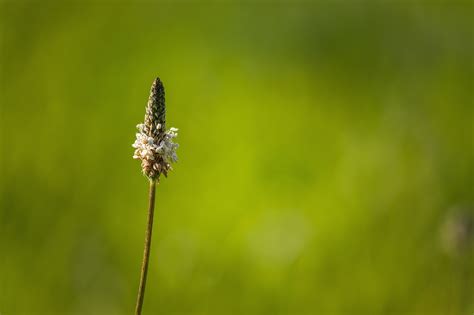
[132,78,179,180]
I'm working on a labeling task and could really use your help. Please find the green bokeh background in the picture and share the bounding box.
[1,1,473,314]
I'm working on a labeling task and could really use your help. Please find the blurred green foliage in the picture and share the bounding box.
[1,0,473,314]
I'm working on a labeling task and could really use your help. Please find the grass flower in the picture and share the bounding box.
[133,77,179,180]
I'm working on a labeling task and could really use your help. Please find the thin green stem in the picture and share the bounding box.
[135,179,157,315]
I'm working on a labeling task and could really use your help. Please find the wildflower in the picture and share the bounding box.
[132,78,179,180]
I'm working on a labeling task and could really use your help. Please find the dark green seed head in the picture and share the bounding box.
[144,77,165,137]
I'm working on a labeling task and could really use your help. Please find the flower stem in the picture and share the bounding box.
[135,179,157,315]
